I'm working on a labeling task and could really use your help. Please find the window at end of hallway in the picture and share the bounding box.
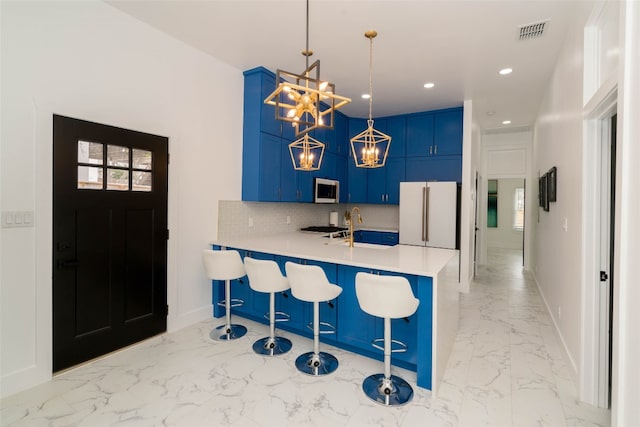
[513,187,524,231]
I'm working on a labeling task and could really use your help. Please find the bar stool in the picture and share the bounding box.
[244,257,293,356]
[202,249,247,341]
[285,262,342,376]
[355,272,420,406]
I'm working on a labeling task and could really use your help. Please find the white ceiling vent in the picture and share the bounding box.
[518,20,548,40]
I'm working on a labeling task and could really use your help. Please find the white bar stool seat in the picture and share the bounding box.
[355,272,419,406]
[202,249,247,341]
[285,262,342,376]
[244,257,293,356]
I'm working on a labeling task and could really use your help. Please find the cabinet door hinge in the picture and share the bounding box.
[600,271,608,282]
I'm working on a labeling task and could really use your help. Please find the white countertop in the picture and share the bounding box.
[212,232,457,277]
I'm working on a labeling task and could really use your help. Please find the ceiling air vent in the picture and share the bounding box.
[518,20,548,40]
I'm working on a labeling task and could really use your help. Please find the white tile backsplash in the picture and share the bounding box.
[217,201,399,238]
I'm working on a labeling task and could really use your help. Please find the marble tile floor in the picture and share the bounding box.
[1,248,611,427]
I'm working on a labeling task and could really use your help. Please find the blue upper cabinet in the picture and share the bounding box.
[244,67,464,201]
[347,118,368,203]
[406,113,434,157]
[385,116,406,158]
[434,109,463,156]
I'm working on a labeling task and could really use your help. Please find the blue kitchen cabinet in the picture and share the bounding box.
[336,265,383,355]
[405,155,463,183]
[274,256,309,334]
[381,232,399,246]
[366,157,404,204]
[386,116,406,158]
[212,248,273,324]
[347,118,368,203]
[336,265,418,367]
[241,131,283,202]
[406,112,434,157]
[390,275,419,365]
[406,107,463,158]
[356,231,399,246]
[347,155,368,203]
[275,256,339,343]
[433,109,463,156]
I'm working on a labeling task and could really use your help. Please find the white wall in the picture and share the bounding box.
[0,1,243,397]
[485,178,524,249]
[458,99,479,291]
[532,4,591,381]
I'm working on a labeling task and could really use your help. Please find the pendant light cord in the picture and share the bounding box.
[305,0,310,69]
[368,34,374,126]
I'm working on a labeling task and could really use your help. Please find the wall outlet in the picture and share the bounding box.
[286,215,291,224]
[557,305,561,319]
[248,218,254,227]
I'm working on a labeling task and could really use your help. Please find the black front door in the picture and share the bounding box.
[53,115,168,372]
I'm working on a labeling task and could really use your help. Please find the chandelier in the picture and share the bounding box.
[264,0,351,138]
[350,30,391,168]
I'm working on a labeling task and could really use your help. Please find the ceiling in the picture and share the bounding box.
[106,0,591,131]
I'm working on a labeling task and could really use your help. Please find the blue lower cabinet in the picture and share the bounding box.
[305,259,339,345]
[230,249,273,324]
[336,265,383,356]
[389,276,418,365]
[356,231,399,246]
[275,256,309,335]
[336,265,418,370]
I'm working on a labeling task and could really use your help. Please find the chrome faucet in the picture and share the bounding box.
[346,207,363,247]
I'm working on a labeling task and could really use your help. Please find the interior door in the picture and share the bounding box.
[53,115,168,372]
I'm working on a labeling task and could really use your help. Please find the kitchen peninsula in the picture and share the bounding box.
[211,232,459,395]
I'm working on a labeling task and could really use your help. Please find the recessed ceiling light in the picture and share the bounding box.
[499,68,513,75]
[361,94,370,99]
[502,120,512,125]
[423,82,435,89]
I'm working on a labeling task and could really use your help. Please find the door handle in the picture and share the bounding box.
[58,259,80,269]
[425,186,430,242]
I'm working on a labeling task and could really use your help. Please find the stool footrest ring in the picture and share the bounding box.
[306,321,336,335]
[371,338,408,353]
[263,311,290,323]
[217,298,244,309]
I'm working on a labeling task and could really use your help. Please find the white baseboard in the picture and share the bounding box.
[531,271,579,383]
[167,304,213,333]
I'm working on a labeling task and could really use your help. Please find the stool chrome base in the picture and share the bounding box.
[362,373,414,406]
[210,324,247,341]
[295,351,339,376]
[252,336,292,356]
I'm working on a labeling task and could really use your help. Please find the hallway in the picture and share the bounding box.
[0,249,610,426]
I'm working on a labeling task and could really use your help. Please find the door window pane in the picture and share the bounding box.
[78,141,103,165]
[132,171,152,192]
[107,168,129,191]
[107,145,129,167]
[78,166,103,189]
[132,149,152,170]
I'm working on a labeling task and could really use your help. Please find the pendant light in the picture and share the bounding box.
[264,0,351,138]
[350,30,391,168]
[288,133,325,171]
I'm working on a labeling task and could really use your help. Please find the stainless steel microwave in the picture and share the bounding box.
[314,178,340,203]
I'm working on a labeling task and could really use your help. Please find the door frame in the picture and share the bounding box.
[581,84,617,407]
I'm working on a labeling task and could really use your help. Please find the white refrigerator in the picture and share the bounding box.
[399,181,458,249]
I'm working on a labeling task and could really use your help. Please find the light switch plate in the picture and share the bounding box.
[2,211,35,228]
